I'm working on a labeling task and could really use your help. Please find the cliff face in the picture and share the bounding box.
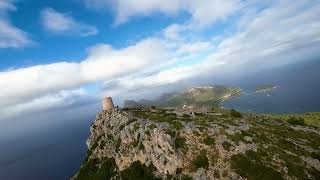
[73,107,320,180]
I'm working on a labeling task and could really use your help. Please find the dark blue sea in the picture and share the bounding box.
[221,59,320,113]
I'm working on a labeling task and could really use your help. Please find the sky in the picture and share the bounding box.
[0,0,320,121]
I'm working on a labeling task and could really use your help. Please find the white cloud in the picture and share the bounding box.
[83,0,242,27]
[0,0,32,48]
[41,7,98,36]
[0,20,32,48]
[0,37,169,110]
[177,41,212,54]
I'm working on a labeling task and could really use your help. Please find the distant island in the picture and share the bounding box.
[124,85,243,108]
[255,84,277,93]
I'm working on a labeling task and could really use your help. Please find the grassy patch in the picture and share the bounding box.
[264,112,320,128]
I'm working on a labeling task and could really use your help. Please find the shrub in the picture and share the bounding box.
[287,117,305,126]
[175,136,186,149]
[203,136,215,146]
[75,158,117,180]
[230,109,242,118]
[121,161,160,180]
[181,175,193,180]
[171,121,183,130]
[191,150,209,170]
[148,124,157,130]
[311,152,320,160]
[133,122,140,132]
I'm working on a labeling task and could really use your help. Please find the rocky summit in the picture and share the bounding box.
[73,107,320,180]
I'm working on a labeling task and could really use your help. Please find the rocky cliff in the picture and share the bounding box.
[73,107,320,180]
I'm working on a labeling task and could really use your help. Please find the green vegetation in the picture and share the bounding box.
[175,135,186,150]
[148,124,157,130]
[203,136,215,146]
[75,158,117,180]
[231,150,283,180]
[121,161,160,180]
[311,151,320,160]
[191,150,209,171]
[264,112,320,128]
[287,117,305,125]
[133,122,140,132]
[230,109,242,118]
[226,131,250,145]
[181,175,193,180]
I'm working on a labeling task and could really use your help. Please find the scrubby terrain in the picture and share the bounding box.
[73,107,320,180]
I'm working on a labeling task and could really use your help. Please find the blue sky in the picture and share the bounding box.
[0,0,320,120]
[0,0,184,69]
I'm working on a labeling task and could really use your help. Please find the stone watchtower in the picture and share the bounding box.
[102,97,114,111]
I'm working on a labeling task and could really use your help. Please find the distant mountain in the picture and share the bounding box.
[124,85,242,108]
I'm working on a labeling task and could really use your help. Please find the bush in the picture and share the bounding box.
[175,136,186,149]
[121,161,160,180]
[191,150,209,170]
[287,117,305,126]
[75,158,117,180]
[311,152,320,160]
[230,109,242,118]
[203,136,215,146]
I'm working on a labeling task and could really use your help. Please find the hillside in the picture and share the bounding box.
[73,107,320,180]
[124,85,243,108]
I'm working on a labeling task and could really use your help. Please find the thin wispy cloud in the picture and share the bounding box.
[0,0,32,48]
[41,7,98,36]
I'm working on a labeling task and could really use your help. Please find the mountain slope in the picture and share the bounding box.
[73,107,320,180]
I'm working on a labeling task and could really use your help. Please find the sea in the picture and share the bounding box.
[0,59,319,180]
[221,59,320,113]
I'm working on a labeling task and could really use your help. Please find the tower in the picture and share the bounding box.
[102,97,114,111]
